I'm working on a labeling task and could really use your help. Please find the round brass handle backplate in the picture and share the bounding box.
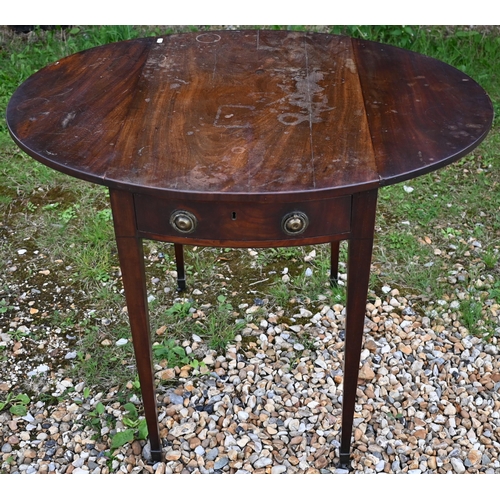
[170,210,197,233]
[282,212,309,235]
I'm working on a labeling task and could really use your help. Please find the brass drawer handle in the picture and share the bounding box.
[170,210,197,233]
[282,212,308,235]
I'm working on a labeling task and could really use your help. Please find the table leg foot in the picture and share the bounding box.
[339,452,351,467]
[330,241,340,287]
[150,448,163,463]
[176,278,186,292]
[174,243,186,292]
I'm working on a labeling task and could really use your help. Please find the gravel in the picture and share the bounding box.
[2,286,500,474]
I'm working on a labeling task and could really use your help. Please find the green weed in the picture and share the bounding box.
[71,322,135,389]
[459,300,484,334]
[483,249,499,270]
[268,280,294,308]
[152,338,191,367]
[110,402,148,452]
[489,282,500,302]
[0,393,30,416]
[163,301,192,321]
[195,295,245,352]
[0,299,12,314]
[293,260,336,301]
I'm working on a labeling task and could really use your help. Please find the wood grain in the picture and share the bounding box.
[8,30,491,201]
[352,38,493,185]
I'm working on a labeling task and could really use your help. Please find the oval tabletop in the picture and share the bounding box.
[7,30,494,201]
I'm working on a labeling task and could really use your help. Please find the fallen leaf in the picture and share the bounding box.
[156,325,167,335]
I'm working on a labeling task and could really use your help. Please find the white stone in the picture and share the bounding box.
[444,404,456,416]
[253,457,272,468]
[315,358,328,370]
[304,250,316,262]
[272,465,287,474]
[450,457,466,474]
[237,411,249,422]
[170,422,196,437]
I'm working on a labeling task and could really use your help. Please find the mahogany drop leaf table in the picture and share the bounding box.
[7,30,493,466]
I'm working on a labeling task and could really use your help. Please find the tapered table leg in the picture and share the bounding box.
[340,189,378,466]
[330,241,340,286]
[174,243,186,292]
[110,189,162,462]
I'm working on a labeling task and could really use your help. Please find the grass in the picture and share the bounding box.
[459,300,485,335]
[194,295,245,352]
[0,25,499,394]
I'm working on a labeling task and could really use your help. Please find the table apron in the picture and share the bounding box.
[133,194,352,247]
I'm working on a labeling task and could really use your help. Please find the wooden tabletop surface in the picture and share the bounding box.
[7,30,493,201]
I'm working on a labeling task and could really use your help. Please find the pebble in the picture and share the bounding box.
[450,458,466,474]
[253,457,273,468]
[214,457,229,470]
[170,422,196,437]
[205,449,218,461]
[272,465,287,474]
[165,450,182,461]
[131,441,142,455]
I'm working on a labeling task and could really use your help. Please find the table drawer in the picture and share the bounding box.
[133,194,351,246]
